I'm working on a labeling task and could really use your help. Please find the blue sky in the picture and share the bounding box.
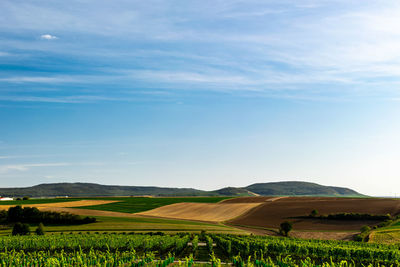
[1,1,400,196]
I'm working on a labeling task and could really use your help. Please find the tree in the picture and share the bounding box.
[310,209,319,217]
[12,222,30,236]
[279,221,293,237]
[7,205,23,222]
[23,196,30,200]
[35,222,45,235]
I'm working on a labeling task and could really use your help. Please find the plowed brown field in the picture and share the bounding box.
[137,202,262,222]
[229,197,400,231]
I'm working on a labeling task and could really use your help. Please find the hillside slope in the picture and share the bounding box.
[244,181,362,196]
[0,183,209,197]
[0,181,364,197]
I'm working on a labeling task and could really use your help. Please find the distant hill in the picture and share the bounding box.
[244,181,362,197]
[0,183,208,198]
[0,181,364,198]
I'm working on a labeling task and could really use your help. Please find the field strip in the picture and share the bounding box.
[136,202,262,222]
[0,200,119,210]
[36,207,140,217]
[290,231,357,240]
[220,196,287,203]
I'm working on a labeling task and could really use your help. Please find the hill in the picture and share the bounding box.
[0,183,209,197]
[0,181,364,197]
[244,181,362,197]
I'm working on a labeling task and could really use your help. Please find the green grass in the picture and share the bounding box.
[368,219,400,244]
[0,216,247,235]
[74,196,232,213]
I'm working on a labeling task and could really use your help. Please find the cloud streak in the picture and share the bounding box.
[1,0,400,101]
[0,163,69,173]
[40,34,58,40]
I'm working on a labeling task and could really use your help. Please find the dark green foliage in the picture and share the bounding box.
[279,221,293,236]
[12,222,30,236]
[22,196,30,200]
[354,225,372,242]
[325,213,391,221]
[35,223,45,235]
[310,209,318,217]
[360,225,371,233]
[300,213,392,221]
[5,205,96,225]
[212,233,400,265]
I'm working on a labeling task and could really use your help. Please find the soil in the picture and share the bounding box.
[136,202,262,222]
[229,197,400,231]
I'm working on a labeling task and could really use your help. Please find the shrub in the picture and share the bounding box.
[279,221,293,237]
[22,196,30,200]
[360,225,371,233]
[12,222,30,236]
[310,209,319,217]
[35,223,45,235]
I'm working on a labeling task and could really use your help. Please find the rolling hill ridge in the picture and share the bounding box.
[0,181,363,197]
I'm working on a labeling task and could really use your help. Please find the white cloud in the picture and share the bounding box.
[0,163,69,173]
[40,34,58,40]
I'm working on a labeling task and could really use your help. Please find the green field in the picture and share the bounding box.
[0,233,399,266]
[0,196,231,214]
[0,216,246,236]
[369,221,400,244]
[0,196,245,236]
[74,196,231,213]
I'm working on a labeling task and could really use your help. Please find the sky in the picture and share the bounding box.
[1,0,400,196]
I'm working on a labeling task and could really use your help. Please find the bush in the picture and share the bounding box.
[279,221,293,237]
[12,222,30,236]
[360,225,371,233]
[310,209,319,217]
[22,196,30,200]
[35,223,45,235]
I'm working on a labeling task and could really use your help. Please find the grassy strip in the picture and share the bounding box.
[0,215,247,236]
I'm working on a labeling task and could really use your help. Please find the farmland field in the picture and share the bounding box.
[137,202,262,222]
[1,196,400,238]
[74,196,232,213]
[229,196,400,231]
[1,195,400,266]
[0,233,399,266]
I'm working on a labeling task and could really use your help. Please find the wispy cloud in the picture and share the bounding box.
[1,1,400,100]
[0,163,69,173]
[40,34,58,40]
[0,95,129,103]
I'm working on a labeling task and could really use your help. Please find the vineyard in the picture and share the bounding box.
[0,233,399,266]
